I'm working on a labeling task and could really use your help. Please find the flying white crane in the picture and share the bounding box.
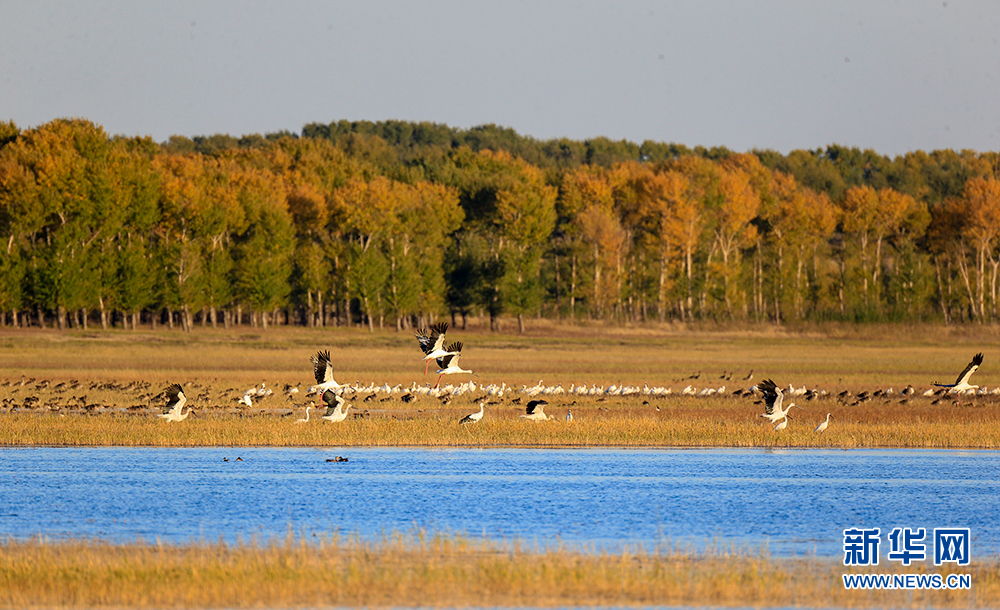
[319,389,352,423]
[415,322,459,375]
[308,350,343,395]
[757,379,800,424]
[933,353,984,394]
[520,399,554,421]
[459,400,485,424]
[433,341,475,389]
[157,383,192,422]
[814,413,831,433]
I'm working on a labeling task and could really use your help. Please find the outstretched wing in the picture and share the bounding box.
[954,352,984,386]
[321,388,345,413]
[436,341,463,369]
[758,379,782,416]
[429,322,449,353]
[414,329,434,355]
[415,323,449,355]
[525,399,548,415]
[164,383,186,413]
[311,350,334,384]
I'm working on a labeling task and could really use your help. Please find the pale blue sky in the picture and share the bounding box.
[3,1,998,155]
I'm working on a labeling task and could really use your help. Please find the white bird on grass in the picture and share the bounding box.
[773,417,789,431]
[319,389,352,423]
[294,404,312,424]
[814,413,831,433]
[157,383,192,422]
[933,352,984,394]
[459,400,485,424]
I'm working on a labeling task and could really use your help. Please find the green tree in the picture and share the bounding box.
[229,162,294,329]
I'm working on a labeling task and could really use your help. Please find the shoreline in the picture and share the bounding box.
[2,535,996,610]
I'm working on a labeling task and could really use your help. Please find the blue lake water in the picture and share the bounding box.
[1,447,998,558]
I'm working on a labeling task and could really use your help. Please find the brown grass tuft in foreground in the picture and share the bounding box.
[1,534,996,609]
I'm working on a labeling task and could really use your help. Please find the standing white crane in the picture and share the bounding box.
[319,389,352,423]
[814,413,831,433]
[308,350,343,395]
[773,417,789,431]
[757,379,800,424]
[415,322,459,375]
[459,400,485,424]
[933,353,984,394]
[294,404,312,424]
[157,383,193,422]
[520,399,553,421]
[433,342,475,389]
[255,382,272,399]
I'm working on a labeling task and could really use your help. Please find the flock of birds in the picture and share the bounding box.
[158,323,567,426]
[755,352,986,432]
[15,323,987,434]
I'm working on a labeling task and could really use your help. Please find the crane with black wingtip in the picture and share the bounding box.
[415,322,459,375]
[433,341,475,389]
[158,383,193,422]
[933,353,984,394]
[308,350,343,395]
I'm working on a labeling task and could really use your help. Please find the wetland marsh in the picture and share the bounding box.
[3,325,1000,609]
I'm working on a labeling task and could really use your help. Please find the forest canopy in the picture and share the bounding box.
[1,117,999,331]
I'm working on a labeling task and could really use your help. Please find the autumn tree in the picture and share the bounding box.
[632,169,703,321]
[560,166,620,319]
[331,176,400,330]
[398,181,463,328]
[0,119,117,328]
[445,149,556,331]
[763,173,838,321]
[107,137,161,329]
[957,177,1000,321]
[663,156,718,319]
[841,185,927,317]
[229,161,294,329]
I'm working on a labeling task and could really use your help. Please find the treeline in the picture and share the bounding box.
[1,117,1000,332]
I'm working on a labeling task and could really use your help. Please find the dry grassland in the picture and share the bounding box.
[3,323,1000,448]
[1,534,996,610]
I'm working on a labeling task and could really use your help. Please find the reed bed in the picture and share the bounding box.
[3,404,1000,448]
[1,534,996,609]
